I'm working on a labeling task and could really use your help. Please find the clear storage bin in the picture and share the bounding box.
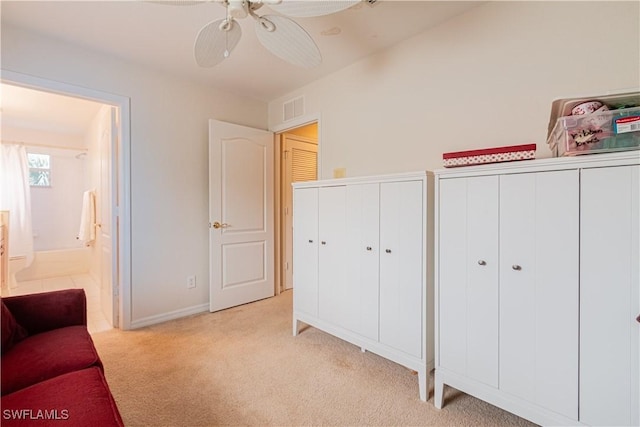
[546,91,640,157]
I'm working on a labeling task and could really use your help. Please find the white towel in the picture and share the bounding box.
[77,190,96,245]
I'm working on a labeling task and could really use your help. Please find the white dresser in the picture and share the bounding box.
[292,171,434,401]
[434,151,639,426]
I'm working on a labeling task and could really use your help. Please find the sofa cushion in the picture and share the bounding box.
[1,300,28,354]
[1,326,103,395]
[1,366,124,426]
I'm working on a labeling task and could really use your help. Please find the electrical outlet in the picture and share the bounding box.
[187,275,196,289]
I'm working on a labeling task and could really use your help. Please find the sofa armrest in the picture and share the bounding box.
[3,289,87,335]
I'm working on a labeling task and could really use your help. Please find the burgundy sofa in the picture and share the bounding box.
[1,289,124,426]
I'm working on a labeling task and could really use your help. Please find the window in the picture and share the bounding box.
[28,153,51,187]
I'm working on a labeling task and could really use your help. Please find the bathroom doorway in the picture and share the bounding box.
[0,71,131,331]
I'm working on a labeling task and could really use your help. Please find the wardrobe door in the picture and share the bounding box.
[317,186,348,326]
[465,176,499,387]
[292,187,319,316]
[499,170,579,419]
[438,176,499,386]
[580,165,639,427]
[379,180,423,357]
[345,183,380,340]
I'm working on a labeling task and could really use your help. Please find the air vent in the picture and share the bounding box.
[283,96,304,121]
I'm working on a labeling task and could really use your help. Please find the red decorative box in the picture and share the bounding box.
[443,144,536,168]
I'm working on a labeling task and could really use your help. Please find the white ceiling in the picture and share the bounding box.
[1,0,481,133]
[1,83,105,135]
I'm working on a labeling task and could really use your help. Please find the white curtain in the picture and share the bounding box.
[0,143,34,267]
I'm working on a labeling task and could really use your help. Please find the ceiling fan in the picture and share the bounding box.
[154,0,360,68]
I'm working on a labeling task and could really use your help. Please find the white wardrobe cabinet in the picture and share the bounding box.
[293,172,434,401]
[434,152,640,426]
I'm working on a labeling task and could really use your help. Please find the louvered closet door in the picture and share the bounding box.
[284,136,317,290]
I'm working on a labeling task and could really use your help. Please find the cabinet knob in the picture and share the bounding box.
[366,246,372,251]
[636,314,640,324]
[478,260,487,266]
[321,241,326,245]
[385,249,392,254]
[512,264,522,271]
[308,239,313,243]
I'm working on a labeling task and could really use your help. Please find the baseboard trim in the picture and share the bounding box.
[130,303,209,329]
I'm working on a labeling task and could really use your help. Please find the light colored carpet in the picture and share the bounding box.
[91,290,536,426]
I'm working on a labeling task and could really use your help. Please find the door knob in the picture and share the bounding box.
[212,221,228,229]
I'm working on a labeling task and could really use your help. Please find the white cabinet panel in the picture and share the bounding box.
[438,178,469,375]
[499,170,579,419]
[345,183,379,340]
[466,176,499,387]
[379,180,423,358]
[580,165,640,427]
[292,187,319,316]
[438,176,498,387]
[318,186,348,325]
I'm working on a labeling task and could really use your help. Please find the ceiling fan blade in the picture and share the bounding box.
[194,19,242,67]
[267,0,360,18]
[255,15,321,68]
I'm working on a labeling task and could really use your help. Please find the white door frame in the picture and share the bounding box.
[1,70,132,330]
[271,114,321,294]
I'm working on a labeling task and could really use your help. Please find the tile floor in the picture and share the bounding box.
[5,274,112,334]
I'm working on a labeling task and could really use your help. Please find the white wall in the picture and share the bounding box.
[1,24,268,325]
[2,126,87,252]
[269,1,640,178]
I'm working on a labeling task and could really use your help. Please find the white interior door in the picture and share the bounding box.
[209,119,274,312]
[98,105,118,326]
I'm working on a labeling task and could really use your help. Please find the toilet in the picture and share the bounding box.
[8,255,27,290]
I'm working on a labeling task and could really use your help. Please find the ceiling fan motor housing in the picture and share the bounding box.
[227,0,249,19]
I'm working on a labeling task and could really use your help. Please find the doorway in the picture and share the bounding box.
[1,70,131,330]
[277,122,318,293]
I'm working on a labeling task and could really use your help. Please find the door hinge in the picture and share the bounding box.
[285,261,289,271]
[283,150,289,160]
[284,207,289,215]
